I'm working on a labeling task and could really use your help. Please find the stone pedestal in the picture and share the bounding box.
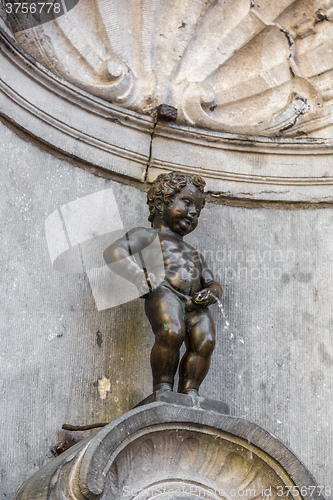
[15,391,322,500]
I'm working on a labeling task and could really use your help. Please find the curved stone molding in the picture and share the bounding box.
[3,0,333,138]
[15,396,322,500]
[0,30,154,182]
[149,122,333,203]
[2,28,333,203]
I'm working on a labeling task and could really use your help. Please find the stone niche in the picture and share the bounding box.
[15,393,322,500]
[1,0,333,497]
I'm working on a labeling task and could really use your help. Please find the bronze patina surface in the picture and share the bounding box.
[104,172,222,395]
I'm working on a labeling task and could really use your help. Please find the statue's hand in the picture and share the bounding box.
[134,272,158,296]
[192,289,218,308]
[185,298,196,311]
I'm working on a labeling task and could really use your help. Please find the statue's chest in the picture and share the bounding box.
[161,241,199,269]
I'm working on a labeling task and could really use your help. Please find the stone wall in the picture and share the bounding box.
[1,119,332,498]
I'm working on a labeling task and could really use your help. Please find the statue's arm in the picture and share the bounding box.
[200,256,222,300]
[103,227,156,287]
[190,254,222,308]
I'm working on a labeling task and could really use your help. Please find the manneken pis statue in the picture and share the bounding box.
[103,172,222,397]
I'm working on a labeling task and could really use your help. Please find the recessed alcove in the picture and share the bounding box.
[1,2,333,498]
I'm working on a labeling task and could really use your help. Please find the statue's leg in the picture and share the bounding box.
[145,287,186,392]
[178,309,216,394]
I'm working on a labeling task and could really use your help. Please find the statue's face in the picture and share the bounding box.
[161,185,204,236]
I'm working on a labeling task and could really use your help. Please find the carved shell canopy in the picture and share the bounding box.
[5,0,333,137]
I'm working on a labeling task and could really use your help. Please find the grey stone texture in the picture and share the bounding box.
[1,120,333,498]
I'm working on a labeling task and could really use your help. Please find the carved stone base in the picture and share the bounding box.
[15,392,322,500]
[136,389,230,414]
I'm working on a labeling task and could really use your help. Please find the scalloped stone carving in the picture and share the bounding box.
[2,0,333,137]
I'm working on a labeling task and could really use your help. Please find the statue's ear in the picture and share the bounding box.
[155,198,163,212]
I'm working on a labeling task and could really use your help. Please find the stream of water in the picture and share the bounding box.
[216,298,230,330]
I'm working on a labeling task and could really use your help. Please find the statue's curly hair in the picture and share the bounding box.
[147,171,206,224]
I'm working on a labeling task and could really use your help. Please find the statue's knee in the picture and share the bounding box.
[198,335,215,357]
[157,328,184,349]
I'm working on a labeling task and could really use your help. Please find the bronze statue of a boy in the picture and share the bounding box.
[104,172,222,396]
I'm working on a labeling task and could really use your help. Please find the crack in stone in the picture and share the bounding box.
[144,114,158,182]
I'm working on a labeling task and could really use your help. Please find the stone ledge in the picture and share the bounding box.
[136,389,230,415]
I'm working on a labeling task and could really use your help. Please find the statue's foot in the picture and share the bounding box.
[181,388,199,397]
[154,382,173,392]
[181,388,200,406]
